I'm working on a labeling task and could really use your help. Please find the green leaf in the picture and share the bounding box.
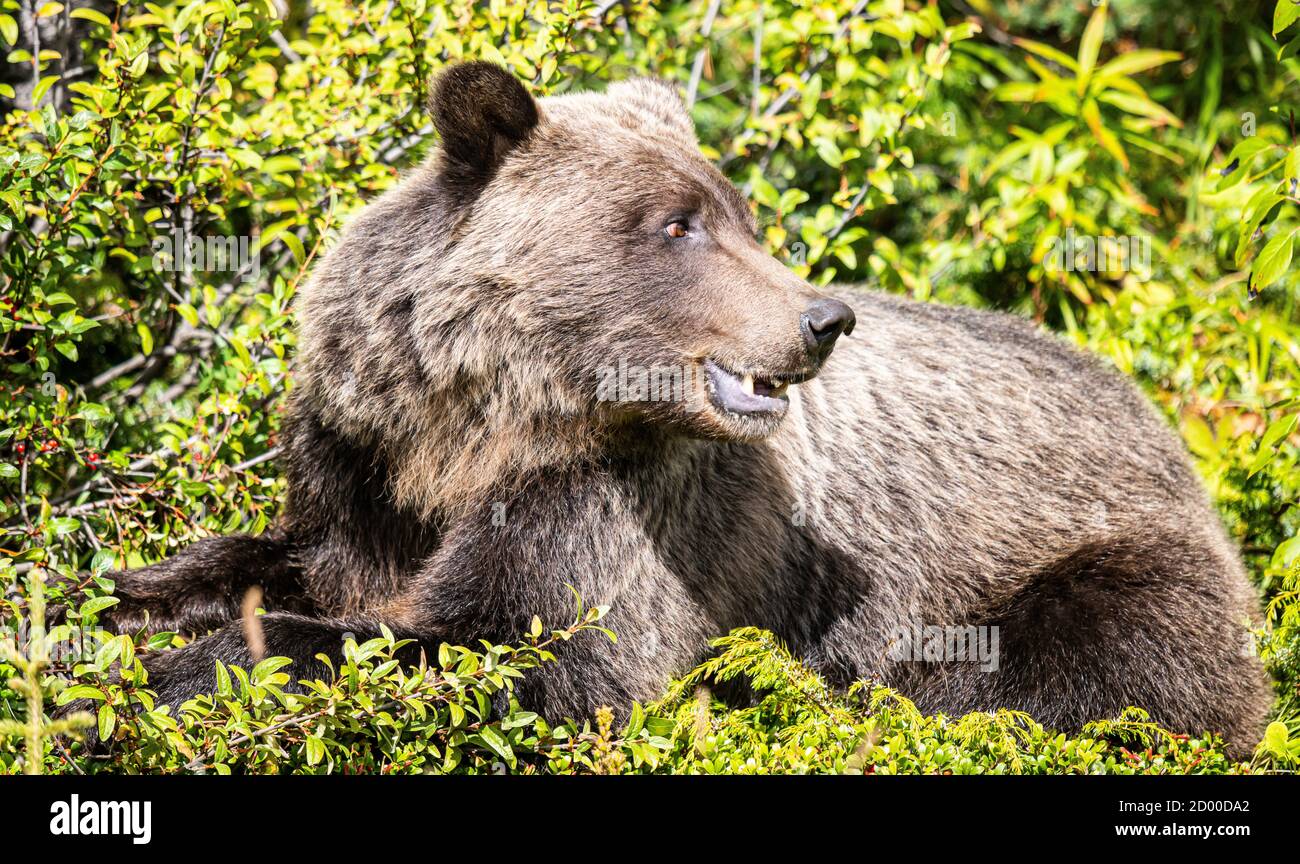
[1260,413,1298,450]
[305,736,326,766]
[1096,91,1182,127]
[77,596,121,618]
[1224,137,1275,165]
[500,711,539,730]
[93,634,122,672]
[69,7,112,27]
[215,660,232,697]
[814,137,843,168]
[1272,536,1300,569]
[624,701,647,739]
[0,14,17,46]
[97,703,116,742]
[1012,38,1079,72]
[1264,721,1291,756]
[56,684,106,705]
[49,516,81,535]
[31,75,60,105]
[476,725,515,765]
[127,49,148,78]
[1275,0,1300,34]
[116,634,134,670]
[137,321,153,355]
[1077,2,1108,87]
[1096,50,1181,80]
[1082,100,1128,168]
[90,547,117,575]
[251,656,293,684]
[1248,413,1299,476]
[1280,31,1300,60]
[282,231,306,265]
[1029,141,1054,183]
[262,155,302,175]
[1252,228,1296,293]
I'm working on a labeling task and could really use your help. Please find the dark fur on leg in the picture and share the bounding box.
[100,533,312,635]
[900,530,1270,760]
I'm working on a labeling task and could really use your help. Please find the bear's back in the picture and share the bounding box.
[761,287,1219,607]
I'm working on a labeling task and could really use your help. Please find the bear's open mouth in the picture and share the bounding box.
[703,358,802,418]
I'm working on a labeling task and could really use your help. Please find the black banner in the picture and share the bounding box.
[4,775,1288,847]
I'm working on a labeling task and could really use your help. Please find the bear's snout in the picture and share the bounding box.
[801,298,856,363]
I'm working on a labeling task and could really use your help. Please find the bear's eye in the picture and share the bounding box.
[664,220,690,239]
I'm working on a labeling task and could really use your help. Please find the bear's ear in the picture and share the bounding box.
[608,78,695,139]
[428,62,539,196]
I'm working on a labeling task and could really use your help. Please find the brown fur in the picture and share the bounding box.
[75,63,1271,757]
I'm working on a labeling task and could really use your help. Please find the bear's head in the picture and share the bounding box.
[298,62,855,514]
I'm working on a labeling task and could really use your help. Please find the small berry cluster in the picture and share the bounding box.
[12,439,101,465]
[12,439,58,457]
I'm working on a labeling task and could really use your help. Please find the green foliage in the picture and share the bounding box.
[0,571,92,773]
[1,0,1299,774]
[3,623,1267,775]
[32,600,668,774]
[651,629,1251,775]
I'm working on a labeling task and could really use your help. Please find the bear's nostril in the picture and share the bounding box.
[801,298,856,358]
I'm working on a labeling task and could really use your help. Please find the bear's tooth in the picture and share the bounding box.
[742,373,754,396]
[771,382,788,398]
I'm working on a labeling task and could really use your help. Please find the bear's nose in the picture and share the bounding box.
[801,298,856,360]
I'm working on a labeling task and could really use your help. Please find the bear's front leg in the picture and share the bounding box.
[53,533,311,637]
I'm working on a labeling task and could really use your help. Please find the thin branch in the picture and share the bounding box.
[720,0,874,169]
[826,181,871,243]
[269,29,302,63]
[750,7,763,120]
[684,0,723,110]
[761,0,871,120]
[18,452,31,527]
[230,447,281,474]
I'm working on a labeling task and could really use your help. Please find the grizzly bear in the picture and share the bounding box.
[77,62,1270,755]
